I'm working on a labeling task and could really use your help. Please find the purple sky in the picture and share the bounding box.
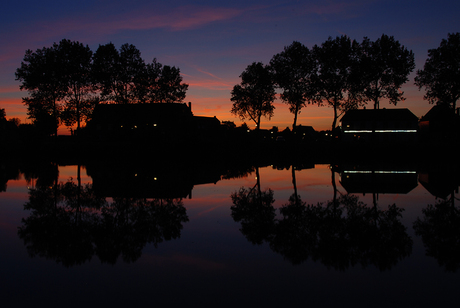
[1,0,459,131]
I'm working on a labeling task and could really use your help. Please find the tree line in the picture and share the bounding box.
[15,39,189,135]
[231,33,460,130]
[15,33,460,136]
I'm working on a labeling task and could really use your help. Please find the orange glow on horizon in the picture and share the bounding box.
[1,82,432,134]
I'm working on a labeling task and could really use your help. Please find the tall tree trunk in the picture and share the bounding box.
[331,166,338,207]
[77,99,81,131]
[77,163,82,225]
[256,167,261,202]
[332,101,338,130]
[293,103,299,129]
[292,166,299,204]
[53,97,58,137]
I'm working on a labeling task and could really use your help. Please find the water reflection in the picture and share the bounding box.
[15,158,254,267]
[273,195,412,270]
[0,159,58,192]
[414,198,460,272]
[86,158,234,198]
[231,167,276,245]
[414,162,460,272]
[231,167,413,270]
[18,178,188,266]
[337,163,418,195]
[5,157,460,273]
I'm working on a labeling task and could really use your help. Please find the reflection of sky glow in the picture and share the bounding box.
[1,162,460,306]
[1,1,459,132]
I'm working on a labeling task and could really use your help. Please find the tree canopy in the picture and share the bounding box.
[16,39,189,134]
[230,34,415,131]
[16,42,66,135]
[270,41,318,129]
[58,39,94,130]
[313,35,362,130]
[415,32,460,110]
[92,44,188,105]
[230,62,276,129]
[359,34,415,109]
[92,43,146,104]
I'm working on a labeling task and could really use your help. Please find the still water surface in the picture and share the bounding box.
[1,161,459,307]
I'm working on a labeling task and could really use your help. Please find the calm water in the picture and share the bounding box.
[1,160,459,307]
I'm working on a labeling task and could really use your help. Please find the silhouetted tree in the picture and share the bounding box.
[16,43,67,136]
[19,177,188,267]
[16,39,102,134]
[93,45,188,105]
[92,43,146,104]
[136,59,189,103]
[271,195,412,270]
[0,161,20,193]
[91,42,120,103]
[57,39,96,131]
[134,58,162,103]
[360,34,415,109]
[230,167,276,244]
[23,103,57,137]
[231,62,276,130]
[313,36,363,130]
[413,197,460,272]
[415,32,460,110]
[18,178,106,267]
[270,41,318,128]
[231,186,276,245]
[94,197,188,264]
[20,161,59,190]
[154,64,189,103]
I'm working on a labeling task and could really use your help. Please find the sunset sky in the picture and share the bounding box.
[1,0,459,132]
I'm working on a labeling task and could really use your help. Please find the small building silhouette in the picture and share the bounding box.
[419,104,460,139]
[340,108,419,144]
[87,102,221,141]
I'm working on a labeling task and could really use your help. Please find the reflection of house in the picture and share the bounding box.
[86,160,222,199]
[87,102,221,140]
[338,164,418,195]
[341,108,418,143]
[419,104,460,138]
[418,165,460,199]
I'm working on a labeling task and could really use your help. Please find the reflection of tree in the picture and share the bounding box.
[230,167,275,244]
[280,195,412,270]
[95,197,188,264]
[413,195,460,272]
[0,163,20,193]
[231,184,412,270]
[18,182,100,267]
[231,186,275,245]
[20,161,59,189]
[221,165,255,180]
[18,179,188,267]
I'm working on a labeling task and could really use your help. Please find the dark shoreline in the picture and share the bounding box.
[2,133,458,168]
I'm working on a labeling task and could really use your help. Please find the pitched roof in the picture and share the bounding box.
[341,108,419,122]
[420,104,460,122]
